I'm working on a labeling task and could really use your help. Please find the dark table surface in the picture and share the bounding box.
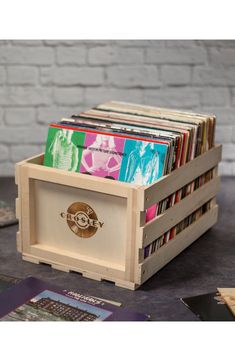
[0,176,234,321]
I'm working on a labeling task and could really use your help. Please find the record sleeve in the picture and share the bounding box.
[0,277,149,321]
[181,291,234,321]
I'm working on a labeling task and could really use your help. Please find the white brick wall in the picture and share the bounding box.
[0,39,235,176]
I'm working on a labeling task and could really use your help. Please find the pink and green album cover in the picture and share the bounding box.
[79,132,126,180]
[44,124,169,222]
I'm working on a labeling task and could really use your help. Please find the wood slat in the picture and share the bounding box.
[138,176,220,248]
[22,251,136,290]
[15,198,20,220]
[23,162,138,198]
[137,144,222,211]
[137,205,218,285]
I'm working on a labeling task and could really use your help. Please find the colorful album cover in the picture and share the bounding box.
[119,139,167,185]
[2,289,112,321]
[43,124,169,223]
[44,125,169,188]
[0,277,149,321]
[79,132,125,180]
[119,139,168,221]
[44,126,86,172]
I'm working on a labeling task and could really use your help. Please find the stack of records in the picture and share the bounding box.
[43,101,216,258]
[181,288,235,321]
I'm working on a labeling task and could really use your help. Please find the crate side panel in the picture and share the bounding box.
[26,153,44,165]
[139,176,220,247]
[138,144,222,210]
[138,205,219,285]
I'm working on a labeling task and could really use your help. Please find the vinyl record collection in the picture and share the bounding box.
[43,101,216,259]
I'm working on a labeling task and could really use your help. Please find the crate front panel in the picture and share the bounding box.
[30,179,128,271]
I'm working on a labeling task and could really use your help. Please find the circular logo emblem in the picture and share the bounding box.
[60,202,104,238]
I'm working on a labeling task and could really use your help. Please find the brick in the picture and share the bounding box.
[143,88,200,108]
[7,66,38,85]
[37,107,69,123]
[1,40,235,170]
[43,40,66,46]
[5,108,36,125]
[0,66,6,84]
[146,48,207,64]
[84,87,143,106]
[0,108,3,125]
[209,48,235,66]
[215,126,233,143]
[37,106,85,124]
[200,87,230,106]
[10,145,41,162]
[0,88,8,105]
[115,47,144,64]
[0,46,54,65]
[231,88,235,106]
[198,40,235,48]
[0,162,14,176]
[56,46,86,65]
[222,143,235,160]
[38,144,46,153]
[114,40,165,47]
[165,40,198,47]
[0,87,52,106]
[88,47,116,65]
[88,46,144,65]
[53,67,104,85]
[40,67,53,85]
[161,65,191,85]
[218,161,235,176]
[53,87,84,105]
[106,65,160,87]
[193,66,235,86]
[10,40,43,46]
[0,127,47,144]
[85,40,114,46]
[202,108,235,125]
[0,145,9,161]
[44,40,86,46]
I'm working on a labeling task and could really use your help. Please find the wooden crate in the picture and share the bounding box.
[15,144,222,290]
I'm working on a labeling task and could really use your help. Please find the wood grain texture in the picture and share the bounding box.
[138,176,220,248]
[138,205,218,285]
[218,288,235,316]
[16,145,221,290]
[137,144,222,211]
